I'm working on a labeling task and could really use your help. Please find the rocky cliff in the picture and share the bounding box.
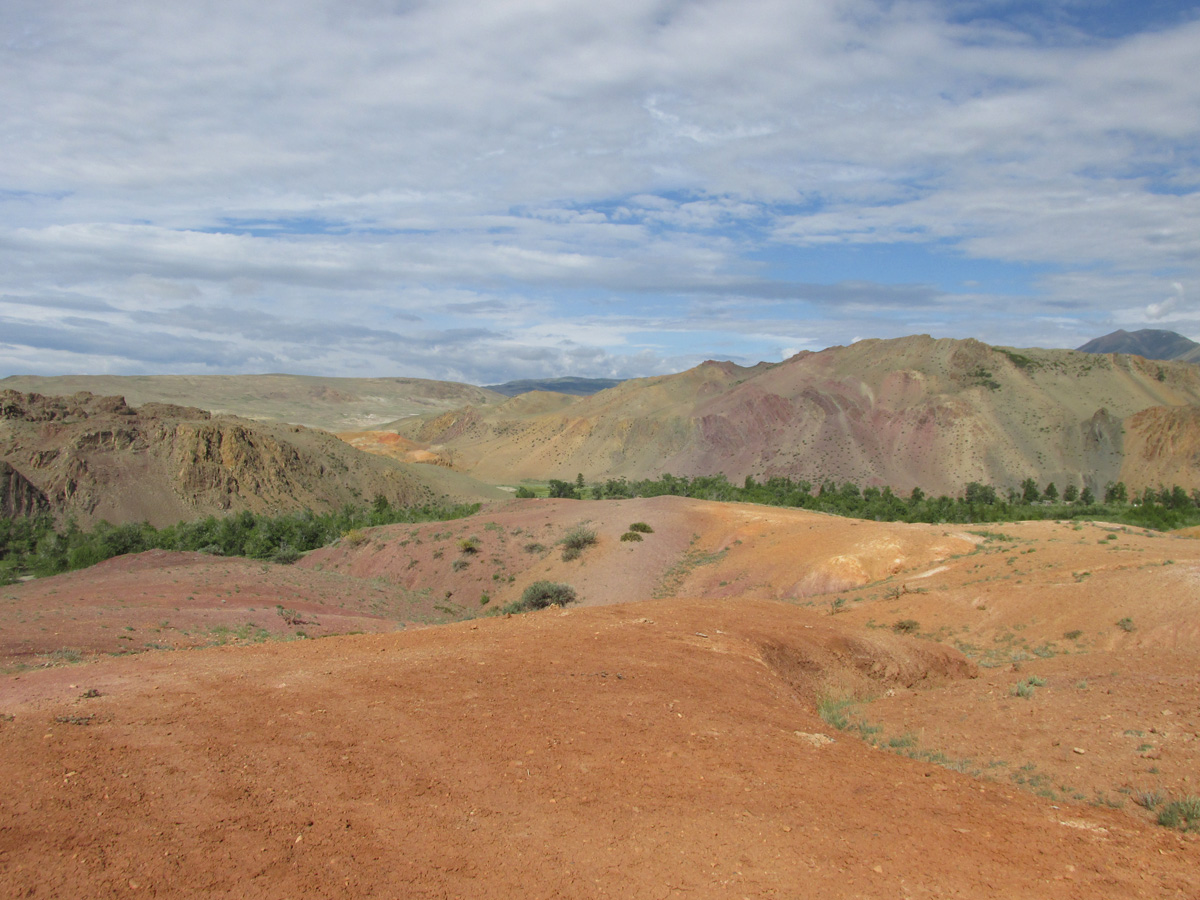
[0,390,448,526]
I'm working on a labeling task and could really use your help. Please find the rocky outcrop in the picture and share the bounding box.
[0,461,49,518]
[0,391,441,526]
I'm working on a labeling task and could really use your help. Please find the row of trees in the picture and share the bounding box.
[0,496,479,584]
[543,473,1200,531]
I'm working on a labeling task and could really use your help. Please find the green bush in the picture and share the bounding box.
[503,581,577,613]
[514,486,536,498]
[1157,797,1200,831]
[560,525,597,561]
[620,531,643,542]
[628,522,654,533]
[457,536,481,554]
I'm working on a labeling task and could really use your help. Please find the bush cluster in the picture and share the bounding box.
[502,581,577,614]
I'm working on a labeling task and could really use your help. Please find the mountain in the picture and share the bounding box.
[0,374,505,433]
[396,335,1200,494]
[0,390,501,526]
[483,376,626,397]
[1077,328,1200,363]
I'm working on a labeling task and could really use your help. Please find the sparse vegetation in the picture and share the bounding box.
[628,522,653,533]
[892,619,920,634]
[0,499,480,581]
[620,531,643,542]
[1116,617,1136,633]
[1011,676,1045,699]
[560,525,597,561]
[502,581,577,614]
[1157,797,1200,832]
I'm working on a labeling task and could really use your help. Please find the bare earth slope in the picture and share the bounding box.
[2,591,1197,899]
[2,497,1200,896]
[0,390,495,526]
[0,373,505,433]
[400,336,1200,494]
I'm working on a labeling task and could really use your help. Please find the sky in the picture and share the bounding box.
[2,0,1199,384]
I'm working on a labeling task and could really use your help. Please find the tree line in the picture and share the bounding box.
[537,472,1200,531]
[0,496,479,584]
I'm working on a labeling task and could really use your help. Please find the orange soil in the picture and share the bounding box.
[2,499,1198,897]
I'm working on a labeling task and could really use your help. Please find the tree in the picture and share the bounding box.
[964,482,998,505]
[1043,482,1058,503]
[1063,484,1079,503]
[1021,477,1040,503]
[547,479,579,499]
[1104,481,1127,504]
[1080,485,1095,505]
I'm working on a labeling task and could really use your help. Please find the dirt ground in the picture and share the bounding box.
[2,498,1199,897]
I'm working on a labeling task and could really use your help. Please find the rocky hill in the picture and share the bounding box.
[0,374,505,433]
[397,336,1200,494]
[0,390,495,526]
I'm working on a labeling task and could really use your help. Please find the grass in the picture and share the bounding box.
[1157,797,1200,832]
[1011,676,1045,699]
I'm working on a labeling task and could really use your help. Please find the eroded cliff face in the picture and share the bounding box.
[0,391,433,526]
[1120,406,1200,491]
[0,460,49,518]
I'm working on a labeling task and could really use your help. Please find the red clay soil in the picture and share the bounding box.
[2,597,1197,899]
[3,499,1200,897]
[0,550,418,666]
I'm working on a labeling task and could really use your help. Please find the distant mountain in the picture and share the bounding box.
[0,374,505,433]
[1077,329,1200,363]
[483,376,625,397]
[399,336,1200,495]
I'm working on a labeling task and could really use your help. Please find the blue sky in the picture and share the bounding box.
[2,0,1199,383]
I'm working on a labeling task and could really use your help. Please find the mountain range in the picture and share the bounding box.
[400,335,1200,495]
[6,332,1200,525]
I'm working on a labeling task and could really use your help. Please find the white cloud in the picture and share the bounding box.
[1,0,1199,380]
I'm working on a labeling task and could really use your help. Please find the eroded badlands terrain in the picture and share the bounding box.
[2,497,1198,897]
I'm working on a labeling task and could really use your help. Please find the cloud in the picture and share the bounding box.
[2,0,1199,379]
[1146,282,1187,321]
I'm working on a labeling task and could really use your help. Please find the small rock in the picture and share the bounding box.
[1072,747,1086,755]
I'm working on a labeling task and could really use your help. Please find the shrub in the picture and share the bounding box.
[504,581,577,613]
[1011,676,1045,699]
[628,522,654,533]
[620,531,643,542]
[560,525,597,561]
[523,541,546,554]
[514,486,536,498]
[451,558,469,571]
[342,529,368,547]
[1117,617,1136,633]
[457,536,481,554]
[892,619,920,634]
[271,545,301,565]
[1157,797,1200,831]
